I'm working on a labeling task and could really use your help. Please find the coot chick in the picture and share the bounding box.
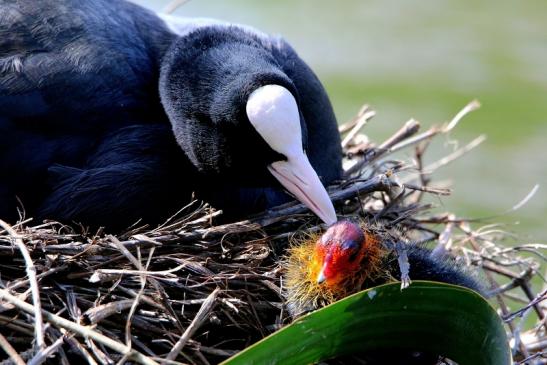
[285,220,484,315]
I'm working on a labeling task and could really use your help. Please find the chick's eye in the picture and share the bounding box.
[341,240,360,262]
[341,240,358,251]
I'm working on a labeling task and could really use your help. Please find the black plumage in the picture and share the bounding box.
[0,0,342,228]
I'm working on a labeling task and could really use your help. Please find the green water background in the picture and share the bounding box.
[137,0,547,240]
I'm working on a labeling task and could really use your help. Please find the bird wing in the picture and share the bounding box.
[0,1,165,122]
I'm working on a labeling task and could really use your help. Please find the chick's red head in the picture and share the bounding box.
[312,220,367,287]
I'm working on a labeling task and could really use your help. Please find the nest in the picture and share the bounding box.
[0,102,545,365]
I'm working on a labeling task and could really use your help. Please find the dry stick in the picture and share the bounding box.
[422,135,487,173]
[430,214,456,258]
[28,335,66,365]
[83,299,136,324]
[125,248,154,351]
[386,100,481,158]
[517,351,547,365]
[52,204,299,258]
[411,138,433,204]
[0,332,26,365]
[163,0,191,14]
[504,289,547,322]
[417,183,541,225]
[400,183,450,195]
[152,200,201,232]
[63,334,99,365]
[446,99,481,131]
[130,336,158,359]
[0,219,45,349]
[194,350,211,365]
[150,358,187,365]
[0,315,35,336]
[109,235,143,268]
[0,218,33,234]
[521,283,546,327]
[345,119,420,177]
[459,224,530,357]
[103,236,151,354]
[341,110,376,148]
[89,265,185,282]
[483,258,547,347]
[379,119,421,152]
[0,289,160,365]
[486,268,535,297]
[7,265,69,291]
[117,287,169,312]
[86,339,112,365]
[148,277,186,333]
[166,288,220,361]
[399,135,486,186]
[338,104,370,134]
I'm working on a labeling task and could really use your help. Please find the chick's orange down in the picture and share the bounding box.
[285,220,483,317]
[285,220,386,316]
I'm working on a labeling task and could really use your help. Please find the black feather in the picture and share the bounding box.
[0,0,342,228]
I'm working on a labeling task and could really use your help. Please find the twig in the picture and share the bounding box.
[163,0,191,14]
[421,134,486,173]
[378,119,421,151]
[387,100,480,155]
[166,288,220,361]
[0,219,45,349]
[0,289,160,365]
[431,214,456,258]
[445,99,481,131]
[341,109,376,148]
[345,119,420,176]
[0,332,26,365]
[517,350,546,364]
[338,104,370,134]
[83,299,136,324]
[28,335,66,365]
[63,334,99,365]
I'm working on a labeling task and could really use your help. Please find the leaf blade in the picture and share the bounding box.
[222,281,511,365]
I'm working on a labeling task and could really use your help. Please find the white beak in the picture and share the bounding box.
[317,264,327,284]
[269,153,337,225]
[246,84,338,225]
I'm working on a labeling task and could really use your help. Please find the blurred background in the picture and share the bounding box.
[136,0,546,240]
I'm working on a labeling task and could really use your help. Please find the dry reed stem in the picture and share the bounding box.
[0,220,45,350]
[0,333,25,365]
[0,289,159,365]
[166,288,220,361]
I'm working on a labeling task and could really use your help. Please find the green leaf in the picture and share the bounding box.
[222,281,511,365]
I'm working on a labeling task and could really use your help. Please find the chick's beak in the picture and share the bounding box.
[315,246,334,284]
[317,263,328,284]
[268,153,337,225]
